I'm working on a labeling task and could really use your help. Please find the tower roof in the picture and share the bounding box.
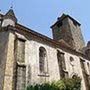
[3,9,17,23]
[6,9,15,17]
[51,14,81,28]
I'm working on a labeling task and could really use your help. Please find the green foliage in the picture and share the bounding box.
[26,77,81,90]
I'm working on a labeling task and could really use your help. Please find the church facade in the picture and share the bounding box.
[0,9,90,90]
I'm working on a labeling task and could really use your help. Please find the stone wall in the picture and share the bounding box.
[0,30,9,90]
[15,30,88,90]
[26,36,88,90]
[25,39,60,84]
[62,50,87,90]
[3,31,15,90]
[0,27,88,90]
[2,19,15,27]
[68,18,85,50]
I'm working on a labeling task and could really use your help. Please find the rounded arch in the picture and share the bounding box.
[72,74,78,79]
[71,72,78,78]
[39,46,46,55]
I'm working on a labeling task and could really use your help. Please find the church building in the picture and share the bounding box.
[0,9,90,90]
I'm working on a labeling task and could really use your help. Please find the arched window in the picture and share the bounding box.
[39,47,48,73]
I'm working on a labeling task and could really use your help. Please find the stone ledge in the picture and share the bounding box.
[38,73,49,77]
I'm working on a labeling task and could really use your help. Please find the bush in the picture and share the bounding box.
[26,77,81,90]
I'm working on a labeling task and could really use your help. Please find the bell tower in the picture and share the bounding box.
[51,14,85,50]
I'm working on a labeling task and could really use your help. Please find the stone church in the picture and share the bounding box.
[0,9,90,90]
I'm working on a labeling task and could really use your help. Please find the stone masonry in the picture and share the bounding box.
[0,9,90,90]
[51,14,85,51]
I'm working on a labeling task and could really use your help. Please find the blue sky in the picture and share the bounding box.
[0,0,90,44]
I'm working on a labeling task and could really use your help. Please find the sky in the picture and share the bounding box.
[0,0,90,44]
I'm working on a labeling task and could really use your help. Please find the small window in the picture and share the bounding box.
[70,56,74,66]
[72,75,78,79]
[57,22,63,28]
[27,65,31,84]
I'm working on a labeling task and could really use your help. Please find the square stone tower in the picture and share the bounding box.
[51,14,85,51]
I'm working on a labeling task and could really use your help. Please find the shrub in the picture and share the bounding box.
[26,77,81,90]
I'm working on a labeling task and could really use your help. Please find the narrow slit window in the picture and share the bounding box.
[57,50,67,78]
